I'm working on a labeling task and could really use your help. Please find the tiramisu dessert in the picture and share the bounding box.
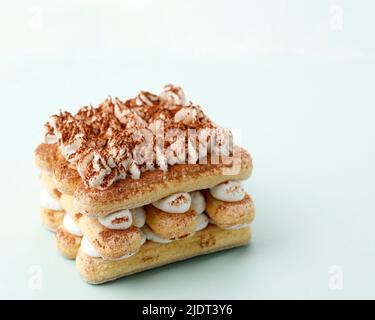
[34,84,255,284]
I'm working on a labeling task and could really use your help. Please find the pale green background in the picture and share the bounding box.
[0,0,374,299]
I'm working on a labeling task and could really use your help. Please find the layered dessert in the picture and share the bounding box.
[34,84,255,284]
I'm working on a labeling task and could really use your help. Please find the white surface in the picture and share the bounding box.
[0,0,374,299]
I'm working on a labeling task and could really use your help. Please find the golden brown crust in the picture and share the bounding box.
[59,194,83,224]
[35,143,80,195]
[40,172,62,200]
[76,224,251,284]
[55,226,82,259]
[34,143,60,173]
[81,217,143,260]
[73,148,253,216]
[146,205,197,240]
[53,160,82,195]
[204,192,255,228]
[60,193,142,260]
[40,207,65,231]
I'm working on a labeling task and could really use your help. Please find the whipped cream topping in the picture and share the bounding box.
[195,213,209,231]
[40,190,63,211]
[63,214,83,236]
[190,191,206,214]
[152,192,192,214]
[40,125,58,144]
[41,84,233,190]
[98,209,133,230]
[160,84,186,107]
[131,207,146,228]
[142,225,172,244]
[136,91,159,107]
[209,181,245,202]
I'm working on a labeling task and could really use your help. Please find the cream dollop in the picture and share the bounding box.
[60,134,84,160]
[160,84,186,106]
[174,107,198,125]
[41,125,58,144]
[209,181,245,202]
[98,209,133,230]
[40,190,62,211]
[190,191,206,214]
[139,231,147,246]
[63,214,82,236]
[152,192,191,213]
[135,91,159,107]
[80,236,101,258]
[131,207,146,228]
[195,213,209,231]
[142,225,172,244]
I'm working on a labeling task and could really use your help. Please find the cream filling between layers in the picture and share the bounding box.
[96,207,147,230]
[93,184,249,241]
[208,182,253,229]
[63,214,83,236]
[152,192,192,213]
[190,191,206,214]
[98,209,133,230]
[209,181,245,202]
[40,189,63,211]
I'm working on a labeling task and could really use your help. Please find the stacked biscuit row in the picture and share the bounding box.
[36,144,255,284]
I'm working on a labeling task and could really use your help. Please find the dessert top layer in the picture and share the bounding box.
[40,84,233,190]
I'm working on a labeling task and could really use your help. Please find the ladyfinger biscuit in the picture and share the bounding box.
[204,192,255,228]
[74,148,252,217]
[35,143,81,195]
[60,194,83,225]
[146,205,197,240]
[40,172,62,200]
[55,226,82,259]
[52,160,82,195]
[40,207,65,231]
[60,194,143,260]
[78,217,143,260]
[34,143,61,174]
[76,224,251,284]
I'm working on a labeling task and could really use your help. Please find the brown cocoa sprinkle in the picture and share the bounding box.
[200,234,216,248]
[53,188,62,199]
[142,255,157,263]
[111,216,129,225]
[177,233,191,240]
[170,195,187,207]
[75,213,83,220]
[42,85,230,190]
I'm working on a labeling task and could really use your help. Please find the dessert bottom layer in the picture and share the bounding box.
[75,224,251,284]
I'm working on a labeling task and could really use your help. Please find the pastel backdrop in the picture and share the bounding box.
[0,0,374,299]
